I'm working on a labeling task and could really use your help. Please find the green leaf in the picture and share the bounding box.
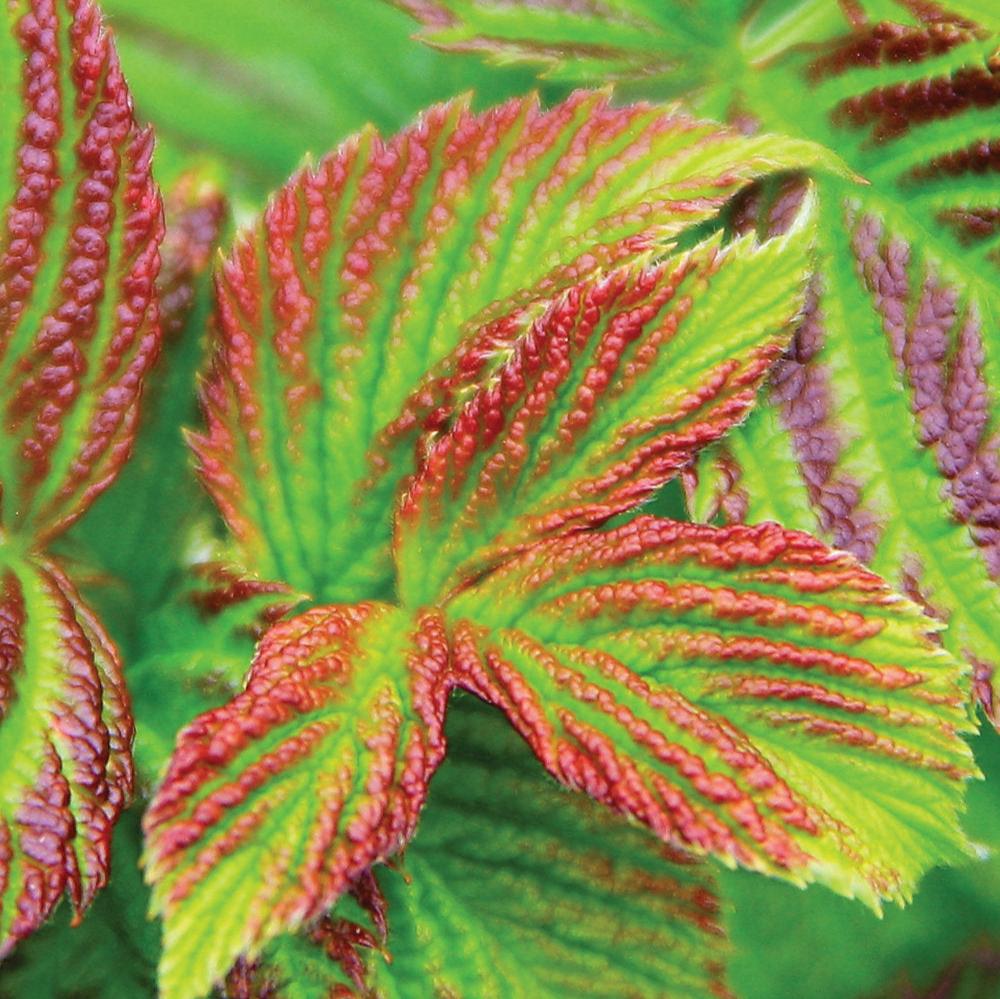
[366,695,730,999]
[395,198,816,606]
[399,2,1000,721]
[192,90,839,603]
[392,0,744,92]
[0,554,133,956]
[446,516,976,908]
[0,0,163,544]
[142,602,451,999]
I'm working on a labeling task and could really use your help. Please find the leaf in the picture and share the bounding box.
[191,89,839,602]
[366,695,731,999]
[397,0,1000,723]
[64,169,228,628]
[0,0,163,545]
[395,197,816,606]
[0,809,159,999]
[0,554,133,957]
[446,516,976,908]
[143,602,451,999]
[393,0,745,91]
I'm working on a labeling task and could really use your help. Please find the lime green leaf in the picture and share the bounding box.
[395,198,815,606]
[399,3,1000,719]
[0,0,163,544]
[447,516,976,908]
[192,91,836,603]
[0,554,133,956]
[367,695,730,999]
[143,603,451,999]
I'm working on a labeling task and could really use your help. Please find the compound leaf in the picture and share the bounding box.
[190,91,840,603]
[0,554,133,956]
[395,198,815,606]
[143,602,451,999]
[447,516,976,908]
[0,0,163,544]
[367,695,730,999]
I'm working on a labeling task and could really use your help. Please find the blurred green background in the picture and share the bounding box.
[2,2,997,996]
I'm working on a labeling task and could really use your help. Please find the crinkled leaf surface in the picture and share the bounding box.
[0,809,158,999]
[366,696,730,999]
[399,0,1000,722]
[191,90,840,603]
[0,0,163,544]
[396,202,816,606]
[0,554,133,956]
[66,169,227,628]
[143,602,451,999]
[445,517,975,907]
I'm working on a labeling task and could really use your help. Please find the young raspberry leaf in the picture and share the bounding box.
[395,197,815,606]
[0,555,133,957]
[366,696,730,999]
[446,517,976,908]
[143,603,451,999]
[68,169,228,620]
[397,0,1000,723]
[0,0,163,544]
[191,90,840,603]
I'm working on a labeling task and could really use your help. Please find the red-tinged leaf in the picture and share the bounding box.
[190,90,840,602]
[395,201,815,606]
[67,169,228,621]
[0,554,133,957]
[143,603,451,999]
[446,516,976,907]
[0,0,163,544]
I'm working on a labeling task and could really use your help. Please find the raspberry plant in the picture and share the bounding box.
[0,2,998,998]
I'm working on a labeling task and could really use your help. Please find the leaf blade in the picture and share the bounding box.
[395,199,816,606]
[0,0,163,543]
[191,92,839,602]
[0,554,134,956]
[370,696,731,999]
[447,516,976,907]
[142,603,451,999]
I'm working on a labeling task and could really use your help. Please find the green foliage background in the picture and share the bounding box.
[2,0,998,995]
